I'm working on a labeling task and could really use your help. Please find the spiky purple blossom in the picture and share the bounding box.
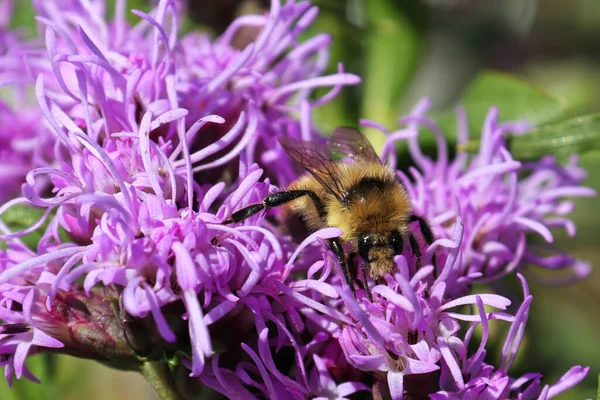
[0,0,357,385]
[0,0,592,399]
[430,276,589,400]
[28,0,356,186]
[0,1,53,202]
[370,98,595,297]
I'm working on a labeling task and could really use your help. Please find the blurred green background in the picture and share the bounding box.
[3,0,600,398]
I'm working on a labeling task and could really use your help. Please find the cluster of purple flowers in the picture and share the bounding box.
[0,0,593,399]
[0,1,53,203]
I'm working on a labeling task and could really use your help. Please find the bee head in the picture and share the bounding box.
[357,231,403,277]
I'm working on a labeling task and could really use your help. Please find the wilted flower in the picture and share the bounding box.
[0,0,592,399]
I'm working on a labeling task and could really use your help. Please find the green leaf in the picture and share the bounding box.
[522,60,600,118]
[303,5,362,132]
[0,355,62,400]
[436,71,600,161]
[436,70,569,144]
[458,112,600,161]
[107,0,151,24]
[301,0,374,134]
[361,0,425,150]
[597,373,600,400]
[0,204,47,249]
[0,204,70,249]
[462,71,567,125]
[509,112,600,161]
[8,0,153,36]
[7,1,36,35]
[1,204,45,231]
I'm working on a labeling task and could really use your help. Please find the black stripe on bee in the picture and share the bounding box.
[342,176,395,204]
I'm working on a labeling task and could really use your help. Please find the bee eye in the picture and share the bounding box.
[389,231,403,255]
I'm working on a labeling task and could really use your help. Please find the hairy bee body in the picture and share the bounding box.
[226,127,434,295]
[281,162,412,277]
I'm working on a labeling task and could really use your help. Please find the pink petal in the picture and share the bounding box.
[439,294,511,311]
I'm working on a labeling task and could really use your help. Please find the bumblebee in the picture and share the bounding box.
[224,127,434,300]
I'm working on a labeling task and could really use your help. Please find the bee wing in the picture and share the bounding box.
[279,136,347,200]
[328,126,381,164]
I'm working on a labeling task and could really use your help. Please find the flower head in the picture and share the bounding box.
[0,289,63,385]
[369,98,595,296]
[0,0,592,398]
[0,0,357,383]
[29,0,358,186]
[0,2,53,202]
[431,275,590,400]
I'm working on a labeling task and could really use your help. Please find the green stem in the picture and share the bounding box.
[141,361,182,400]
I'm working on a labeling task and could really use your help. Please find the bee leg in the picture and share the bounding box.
[328,237,355,297]
[408,232,422,270]
[409,215,437,277]
[223,190,326,224]
[347,252,357,267]
[349,252,372,301]
[347,252,359,282]
[361,262,373,302]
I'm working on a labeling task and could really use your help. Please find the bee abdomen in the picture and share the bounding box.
[279,205,312,243]
[279,175,329,242]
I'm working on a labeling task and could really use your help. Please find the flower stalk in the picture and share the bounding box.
[141,361,182,400]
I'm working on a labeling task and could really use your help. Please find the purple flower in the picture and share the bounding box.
[0,0,592,398]
[0,0,357,385]
[369,98,595,296]
[308,354,369,399]
[0,289,63,386]
[0,2,53,202]
[331,213,499,399]
[28,0,358,186]
[430,275,590,400]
